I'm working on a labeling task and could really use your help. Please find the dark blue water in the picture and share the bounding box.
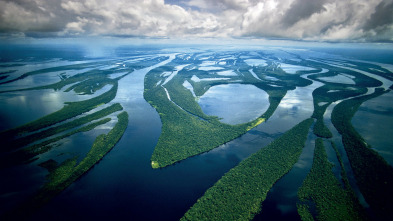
[1,45,392,221]
[352,91,393,166]
[23,54,276,220]
[0,48,318,220]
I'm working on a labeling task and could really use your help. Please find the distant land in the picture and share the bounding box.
[0,42,392,221]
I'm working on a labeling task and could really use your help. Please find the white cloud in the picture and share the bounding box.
[61,1,85,14]
[0,0,392,42]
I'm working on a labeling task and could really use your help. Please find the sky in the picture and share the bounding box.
[0,0,392,43]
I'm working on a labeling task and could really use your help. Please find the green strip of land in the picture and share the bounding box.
[311,85,367,138]
[0,117,112,169]
[0,82,118,146]
[181,118,313,221]
[145,67,272,168]
[143,61,311,168]
[8,103,123,151]
[331,88,393,219]
[0,61,103,86]
[330,141,353,190]
[297,138,366,221]
[1,111,128,221]
[144,56,319,168]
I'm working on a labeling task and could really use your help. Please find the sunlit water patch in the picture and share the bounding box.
[191,75,230,82]
[273,78,323,121]
[162,64,189,85]
[216,70,237,76]
[309,59,393,90]
[198,84,269,125]
[279,63,316,74]
[244,59,267,67]
[320,68,329,74]
[265,76,280,81]
[198,66,224,71]
[318,74,356,85]
[183,80,196,97]
[249,69,262,81]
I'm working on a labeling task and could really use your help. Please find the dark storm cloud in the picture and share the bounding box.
[282,0,328,27]
[364,0,393,31]
[241,0,393,42]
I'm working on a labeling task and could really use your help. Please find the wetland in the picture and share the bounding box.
[0,44,392,221]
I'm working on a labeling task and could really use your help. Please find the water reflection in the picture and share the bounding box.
[324,102,369,208]
[198,84,269,125]
[279,63,316,74]
[352,91,393,166]
[318,74,356,85]
[2,47,392,221]
[0,84,113,131]
[273,79,322,121]
[256,129,316,221]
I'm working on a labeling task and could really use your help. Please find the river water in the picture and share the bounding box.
[352,90,393,166]
[1,46,392,221]
[25,54,320,221]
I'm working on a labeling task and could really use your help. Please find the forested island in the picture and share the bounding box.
[182,118,313,220]
[0,46,392,221]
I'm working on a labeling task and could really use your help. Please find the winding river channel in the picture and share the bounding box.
[1,46,392,221]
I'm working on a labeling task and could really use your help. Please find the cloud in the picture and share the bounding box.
[185,0,250,11]
[56,0,226,37]
[282,0,328,27]
[239,0,393,42]
[0,0,392,42]
[364,0,393,30]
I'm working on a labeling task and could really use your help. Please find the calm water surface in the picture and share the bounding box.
[198,84,269,125]
[352,91,393,166]
[1,47,392,221]
[27,55,319,221]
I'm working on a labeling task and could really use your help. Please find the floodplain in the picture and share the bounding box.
[0,44,392,221]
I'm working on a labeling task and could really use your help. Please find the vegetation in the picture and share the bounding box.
[311,84,367,138]
[331,59,393,81]
[0,54,171,220]
[0,118,111,169]
[147,82,252,168]
[181,118,313,221]
[144,59,316,168]
[307,60,383,88]
[64,76,115,95]
[297,204,314,221]
[0,61,103,86]
[39,69,122,92]
[145,67,270,168]
[3,50,392,221]
[297,138,366,221]
[1,111,128,221]
[163,70,216,120]
[0,82,118,145]
[4,103,123,152]
[330,141,352,190]
[331,88,393,219]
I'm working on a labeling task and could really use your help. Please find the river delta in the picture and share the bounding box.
[0,44,392,220]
